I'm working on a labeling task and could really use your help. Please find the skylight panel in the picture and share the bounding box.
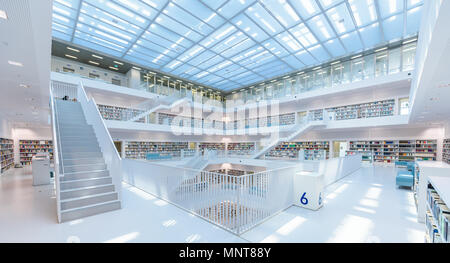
[326,3,355,34]
[382,14,404,41]
[113,0,156,20]
[173,0,225,27]
[144,24,193,49]
[289,23,318,48]
[52,30,72,41]
[307,14,334,41]
[358,22,381,47]
[231,14,269,42]
[276,31,303,52]
[188,50,216,67]
[199,24,236,47]
[318,0,343,8]
[221,38,256,58]
[197,55,225,70]
[261,39,289,57]
[339,30,362,52]
[54,0,77,8]
[123,54,161,69]
[164,2,214,36]
[218,0,254,19]
[307,44,329,62]
[406,6,422,36]
[141,0,167,9]
[348,0,377,27]
[245,2,284,35]
[73,37,123,57]
[378,0,404,19]
[290,0,320,19]
[156,14,203,41]
[407,0,423,8]
[295,49,317,65]
[53,3,77,19]
[260,0,300,28]
[281,55,304,69]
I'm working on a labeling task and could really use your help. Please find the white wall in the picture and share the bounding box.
[51,56,128,87]
[0,118,12,139]
[303,126,445,161]
[12,127,52,163]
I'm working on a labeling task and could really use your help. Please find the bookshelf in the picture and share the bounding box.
[444,139,450,164]
[425,176,450,243]
[346,139,437,164]
[199,142,225,151]
[327,99,395,121]
[227,142,255,156]
[310,110,324,121]
[19,140,53,165]
[124,141,189,159]
[1,138,14,174]
[416,140,437,161]
[97,104,145,122]
[265,141,330,160]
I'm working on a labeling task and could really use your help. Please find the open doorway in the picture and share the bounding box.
[333,141,348,158]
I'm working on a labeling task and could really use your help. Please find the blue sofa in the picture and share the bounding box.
[396,170,414,188]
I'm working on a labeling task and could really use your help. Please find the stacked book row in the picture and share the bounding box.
[1,138,14,173]
[426,186,450,243]
[19,140,53,165]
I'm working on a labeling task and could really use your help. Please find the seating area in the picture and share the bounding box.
[395,161,415,188]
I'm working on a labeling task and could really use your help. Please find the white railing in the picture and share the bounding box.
[77,82,123,202]
[122,159,298,235]
[49,86,63,223]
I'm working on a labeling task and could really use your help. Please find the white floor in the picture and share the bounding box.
[0,165,424,243]
[242,166,424,243]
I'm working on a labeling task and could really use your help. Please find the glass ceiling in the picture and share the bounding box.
[52,0,424,92]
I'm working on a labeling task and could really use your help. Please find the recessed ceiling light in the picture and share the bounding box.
[20,84,31,88]
[296,71,305,75]
[351,54,362,59]
[403,38,417,44]
[330,61,341,65]
[66,47,80,52]
[163,76,170,79]
[92,54,103,59]
[132,66,141,70]
[109,66,118,71]
[88,61,99,65]
[0,10,7,20]
[375,47,388,52]
[113,61,123,65]
[313,66,321,70]
[65,54,77,59]
[8,60,23,67]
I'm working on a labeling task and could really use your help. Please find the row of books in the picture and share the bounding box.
[426,186,450,243]
[0,138,14,173]
[444,139,450,165]
[347,140,437,163]
[19,140,53,165]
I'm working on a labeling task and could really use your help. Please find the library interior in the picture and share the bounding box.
[1,0,450,244]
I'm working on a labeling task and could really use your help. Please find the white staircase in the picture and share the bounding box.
[252,120,327,159]
[127,96,190,123]
[55,100,121,222]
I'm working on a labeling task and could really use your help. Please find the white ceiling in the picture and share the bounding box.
[52,0,424,91]
[0,0,53,128]
[408,0,450,125]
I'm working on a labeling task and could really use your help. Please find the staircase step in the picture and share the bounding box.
[61,170,109,181]
[60,184,115,200]
[61,141,99,148]
[61,192,118,210]
[59,136,98,142]
[60,176,112,190]
[62,152,103,159]
[63,157,105,166]
[60,200,121,223]
[61,145,101,152]
[63,163,107,173]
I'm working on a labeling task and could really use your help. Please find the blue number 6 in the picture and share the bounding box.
[300,192,308,205]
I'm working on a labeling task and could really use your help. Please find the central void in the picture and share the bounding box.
[52,0,424,91]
